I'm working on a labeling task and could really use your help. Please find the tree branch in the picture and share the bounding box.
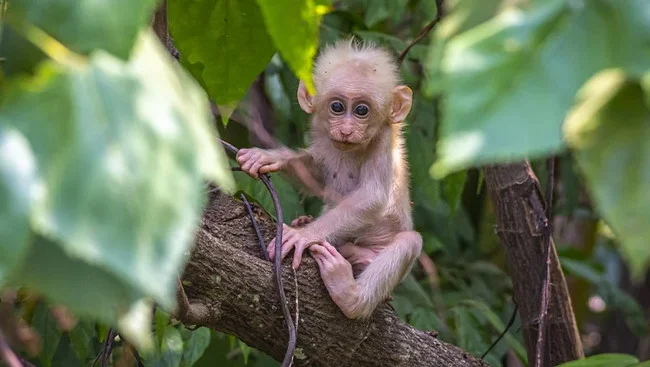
[483,162,583,366]
[177,189,489,367]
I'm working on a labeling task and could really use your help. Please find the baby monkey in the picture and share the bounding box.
[237,39,422,319]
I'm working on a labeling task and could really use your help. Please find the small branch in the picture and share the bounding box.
[534,157,556,367]
[218,139,296,367]
[397,0,444,64]
[481,302,518,359]
[0,330,21,367]
[240,193,269,261]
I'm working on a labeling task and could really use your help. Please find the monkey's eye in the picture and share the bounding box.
[353,104,369,117]
[329,101,345,114]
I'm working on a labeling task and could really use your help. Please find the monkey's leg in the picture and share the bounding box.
[310,231,422,319]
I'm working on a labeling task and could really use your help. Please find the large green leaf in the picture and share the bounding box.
[432,0,650,177]
[9,236,153,349]
[180,327,211,367]
[0,126,36,282]
[168,0,276,106]
[255,0,328,94]
[557,353,639,367]
[565,70,650,278]
[5,0,159,61]
[0,31,232,341]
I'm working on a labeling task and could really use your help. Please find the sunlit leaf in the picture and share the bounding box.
[565,70,650,278]
[255,0,329,95]
[168,0,276,106]
[432,0,650,177]
[3,0,159,74]
[0,126,36,283]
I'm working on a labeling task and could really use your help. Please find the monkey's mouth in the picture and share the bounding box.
[332,139,360,149]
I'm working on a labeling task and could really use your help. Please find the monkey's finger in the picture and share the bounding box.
[259,162,283,174]
[310,252,326,269]
[321,241,342,258]
[309,244,334,264]
[292,245,306,269]
[267,237,277,260]
[240,158,257,175]
[279,239,298,261]
[249,160,266,179]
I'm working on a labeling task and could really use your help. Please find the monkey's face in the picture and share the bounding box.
[322,94,379,149]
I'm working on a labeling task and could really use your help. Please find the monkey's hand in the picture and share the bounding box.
[267,224,324,269]
[236,148,287,179]
[309,241,360,319]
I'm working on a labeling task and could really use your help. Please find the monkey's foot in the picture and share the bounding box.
[291,215,313,228]
[309,241,362,319]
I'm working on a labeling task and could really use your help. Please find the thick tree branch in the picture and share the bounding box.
[483,162,583,366]
[177,189,488,367]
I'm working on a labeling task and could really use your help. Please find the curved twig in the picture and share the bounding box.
[240,194,270,261]
[218,139,297,367]
[397,0,444,64]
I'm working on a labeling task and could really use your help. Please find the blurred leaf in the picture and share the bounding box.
[363,0,408,27]
[443,170,467,212]
[463,299,527,364]
[155,309,171,346]
[32,302,62,367]
[0,0,158,77]
[168,0,276,106]
[68,321,98,364]
[180,327,211,367]
[0,126,36,283]
[10,236,153,349]
[255,0,329,95]
[561,256,648,336]
[154,326,184,367]
[557,353,639,367]
[452,306,485,357]
[0,31,229,349]
[565,70,650,278]
[432,0,650,177]
[51,334,82,367]
[409,308,445,333]
[406,95,441,206]
[8,0,158,58]
[239,339,251,364]
[234,171,304,223]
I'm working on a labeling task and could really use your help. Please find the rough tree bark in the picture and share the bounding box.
[175,189,488,367]
[483,163,584,366]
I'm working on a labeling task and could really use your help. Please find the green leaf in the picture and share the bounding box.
[168,0,276,106]
[442,170,467,212]
[155,309,171,347]
[9,236,153,349]
[0,31,232,313]
[155,326,184,367]
[234,171,304,223]
[452,306,485,357]
[180,327,211,367]
[32,302,62,367]
[557,353,639,367]
[565,70,650,278]
[463,299,527,364]
[7,0,159,59]
[68,321,99,364]
[363,0,408,27]
[432,0,650,177]
[255,0,329,95]
[0,126,36,282]
[238,339,251,364]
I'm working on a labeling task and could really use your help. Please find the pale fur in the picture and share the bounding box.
[236,39,422,319]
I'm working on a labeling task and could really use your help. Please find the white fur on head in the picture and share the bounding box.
[312,38,401,109]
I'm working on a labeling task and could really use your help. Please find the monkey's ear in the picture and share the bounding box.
[297,80,314,113]
[390,85,413,124]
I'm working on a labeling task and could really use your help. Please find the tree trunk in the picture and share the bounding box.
[483,162,583,366]
[177,189,488,367]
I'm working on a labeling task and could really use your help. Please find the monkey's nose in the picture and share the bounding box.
[340,130,352,138]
